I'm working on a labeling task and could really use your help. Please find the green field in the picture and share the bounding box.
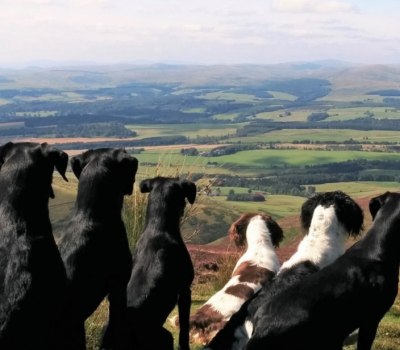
[312,182,400,198]
[325,107,400,121]
[207,149,400,168]
[197,91,262,103]
[211,194,306,220]
[230,129,400,143]
[133,148,400,175]
[267,90,297,101]
[181,107,207,113]
[256,109,311,122]
[127,124,238,139]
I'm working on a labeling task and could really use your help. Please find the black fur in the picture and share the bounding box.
[56,148,138,350]
[0,142,69,350]
[101,177,196,350]
[245,191,400,350]
[207,191,364,350]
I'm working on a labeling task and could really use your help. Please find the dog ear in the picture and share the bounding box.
[70,151,93,180]
[117,150,139,196]
[181,180,196,204]
[140,178,154,193]
[0,142,14,169]
[228,214,249,249]
[300,194,319,232]
[265,216,284,248]
[369,192,390,220]
[41,143,69,182]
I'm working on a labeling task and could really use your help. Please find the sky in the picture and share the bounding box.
[1,0,400,66]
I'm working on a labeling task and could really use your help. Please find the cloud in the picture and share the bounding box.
[271,0,356,13]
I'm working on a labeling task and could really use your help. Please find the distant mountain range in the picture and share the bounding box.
[0,59,359,70]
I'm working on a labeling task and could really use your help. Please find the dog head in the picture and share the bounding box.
[228,213,284,249]
[71,148,138,196]
[0,142,68,199]
[301,191,364,238]
[140,177,196,217]
[369,191,399,220]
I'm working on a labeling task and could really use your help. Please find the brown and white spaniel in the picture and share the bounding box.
[171,212,283,344]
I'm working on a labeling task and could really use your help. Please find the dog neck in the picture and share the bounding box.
[280,205,347,272]
[143,198,182,237]
[74,175,124,219]
[0,182,51,236]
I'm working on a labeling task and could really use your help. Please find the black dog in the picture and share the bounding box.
[101,177,197,350]
[56,148,138,350]
[245,191,400,350]
[205,191,364,350]
[0,142,69,350]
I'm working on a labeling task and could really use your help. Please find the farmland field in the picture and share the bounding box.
[211,195,306,220]
[312,182,400,198]
[229,129,400,143]
[267,90,297,101]
[203,149,400,168]
[197,91,262,103]
[126,124,238,139]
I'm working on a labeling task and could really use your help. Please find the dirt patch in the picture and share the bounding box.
[19,137,137,144]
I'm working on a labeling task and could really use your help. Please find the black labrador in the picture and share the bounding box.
[56,148,138,350]
[101,177,196,350]
[0,142,69,350]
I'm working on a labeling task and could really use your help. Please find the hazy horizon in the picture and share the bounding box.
[1,0,400,67]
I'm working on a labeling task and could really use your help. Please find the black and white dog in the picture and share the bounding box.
[56,148,138,350]
[101,177,196,350]
[0,142,69,350]
[205,191,364,350]
[245,191,400,350]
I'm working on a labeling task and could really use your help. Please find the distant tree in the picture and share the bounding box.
[248,189,252,194]
[308,186,316,194]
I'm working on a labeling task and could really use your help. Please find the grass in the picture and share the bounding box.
[134,148,400,176]
[126,124,238,139]
[267,90,297,101]
[325,107,400,121]
[230,129,400,143]
[312,182,400,199]
[256,109,315,122]
[210,194,306,221]
[209,149,400,169]
[181,107,207,113]
[197,91,262,103]
[50,175,78,237]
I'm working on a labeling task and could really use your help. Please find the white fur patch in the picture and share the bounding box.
[233,215,280,275]
[279,205,347,271]
[204,276,257,319]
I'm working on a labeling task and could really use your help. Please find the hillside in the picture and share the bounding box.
[0,63,400,91]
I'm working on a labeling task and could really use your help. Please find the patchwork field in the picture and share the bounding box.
[230,129,400,143]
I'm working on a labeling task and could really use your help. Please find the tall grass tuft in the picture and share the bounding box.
[212,248,242,292]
